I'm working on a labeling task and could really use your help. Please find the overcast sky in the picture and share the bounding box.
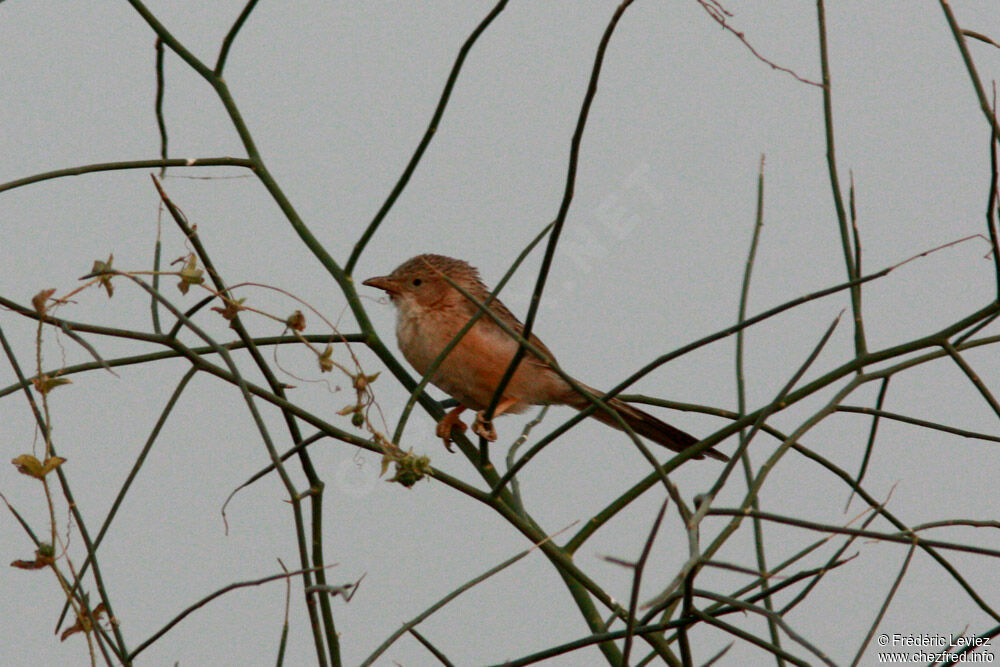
[3,2,1000,665]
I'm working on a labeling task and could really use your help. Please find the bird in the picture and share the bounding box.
[362,254,727,461]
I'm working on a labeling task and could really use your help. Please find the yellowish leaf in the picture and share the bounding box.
[11,454,44,478]
[177,255,204,294]
[31,374,72,395]
[318,345,334,373]
[90,253,115,297]
[41,456,67,476]
[353,371,380,391]
[12,454,66,479]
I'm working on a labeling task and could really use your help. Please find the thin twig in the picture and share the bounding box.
[129,566,331,660]
[0,157,254,194]
[621,497,670,665]
[845,376,890,512]
[696,0,822,87]
[215,0,260,75]
[707,508,1000,558]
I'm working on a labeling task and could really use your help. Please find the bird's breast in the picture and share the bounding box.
[394,304,443,375]
[394,304,532,410]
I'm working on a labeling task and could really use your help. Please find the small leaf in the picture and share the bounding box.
[31,289,56,316]
[353,372,379,392]
[11,455,44,478]
[91,253,115,297]
[318,345,334,373]
[211,297,246,321]
[177,255,204,295]
[41,456,67,477]
[12,559,47,570]
[90,254,112,274]
[10,560,44,570]
[59,599,106,641]
[31,374,72,395]
[12,454,66,479]
[386,450,431,488]
[286,310,306,332]
[60,616,90,642]
[11,544,55,570]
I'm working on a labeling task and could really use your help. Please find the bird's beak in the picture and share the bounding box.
[362,275,399,295]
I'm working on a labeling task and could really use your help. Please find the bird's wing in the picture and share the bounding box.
[486,297,558,367]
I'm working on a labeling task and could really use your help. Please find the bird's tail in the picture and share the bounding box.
[566,384,728,462]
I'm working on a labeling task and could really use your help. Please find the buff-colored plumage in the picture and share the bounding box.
[364,254,727,461]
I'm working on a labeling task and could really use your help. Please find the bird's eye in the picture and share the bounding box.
[412,278,422,287]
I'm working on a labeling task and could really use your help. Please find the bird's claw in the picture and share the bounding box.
[436,412,467,452]
[472,412,498,442]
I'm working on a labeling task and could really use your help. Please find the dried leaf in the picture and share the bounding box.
[41,456,67,477]
[60,616,89,641]
[59,601,106,641]
[91,253,114,297]
[353,372,380,392]
[10,559,47,570]
[318,345,334,373]
[12,454,66,479]
[31,289,56,316]
[210,297,246,321]
[286,310,306,332]
[177,255,204,295]
[11,455,43,478]
[11,544,55,570]
[31,374,72,395]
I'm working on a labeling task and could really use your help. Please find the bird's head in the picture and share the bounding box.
[363,254,484,312]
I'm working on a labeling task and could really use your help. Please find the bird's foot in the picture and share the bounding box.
[472,411,498,442]
[436,407,468,452]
